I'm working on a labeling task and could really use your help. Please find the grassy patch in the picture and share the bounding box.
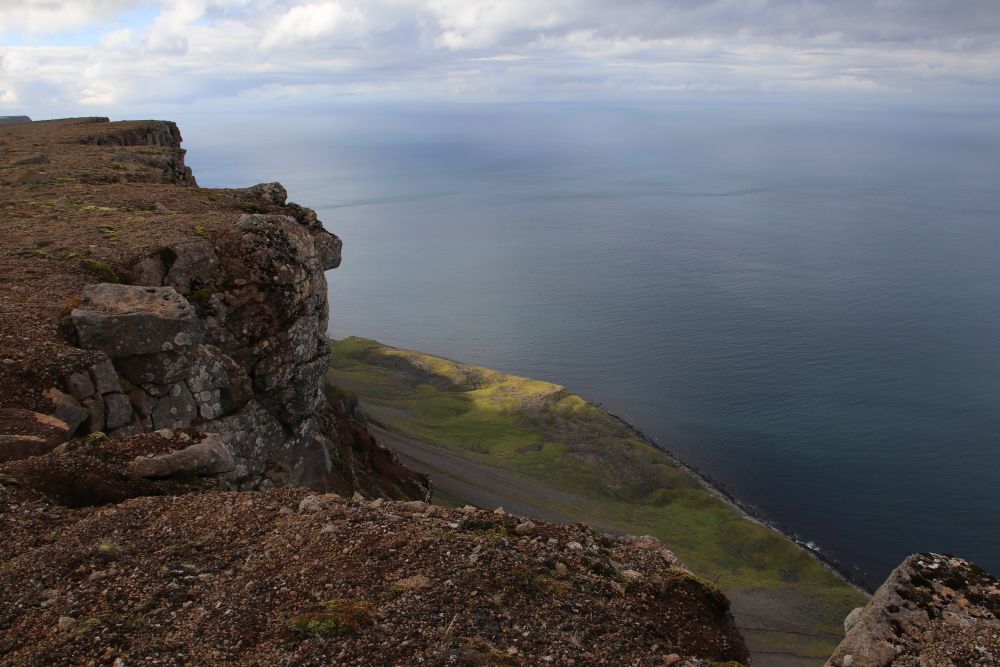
[288,599,374,638]
[80,258,119,283]
[328,337,867,661]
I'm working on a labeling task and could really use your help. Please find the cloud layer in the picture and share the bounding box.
[2,0,999,112]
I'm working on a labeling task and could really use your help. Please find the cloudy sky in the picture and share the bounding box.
[2,0,999,115]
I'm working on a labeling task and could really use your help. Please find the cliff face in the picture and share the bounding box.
[0,117,428,500]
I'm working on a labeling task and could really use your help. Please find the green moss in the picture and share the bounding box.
[289,599,374,638]
[97,542,123,559]
[109,160,126,171]
[238,201,265,214]
[77,618,102,635]
[80,258,119,283]
[192,224,210,238]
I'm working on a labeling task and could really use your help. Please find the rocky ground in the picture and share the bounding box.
[0,471,750,666]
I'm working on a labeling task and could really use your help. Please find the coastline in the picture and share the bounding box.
[602,407,872,595]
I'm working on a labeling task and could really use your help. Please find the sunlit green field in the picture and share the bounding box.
[328,337,866,663]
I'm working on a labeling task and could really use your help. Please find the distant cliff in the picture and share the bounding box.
[0,115,31,125]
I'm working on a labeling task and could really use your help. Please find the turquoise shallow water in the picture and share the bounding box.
[182,103,1000,589]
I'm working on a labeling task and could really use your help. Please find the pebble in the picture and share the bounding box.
[843,656,854,667]
[514,521,536,536]
[57,616,77,632]
[554,562,569,577]
[566,541,583,551]
[663,654,681,665]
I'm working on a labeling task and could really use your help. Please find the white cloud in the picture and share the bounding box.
[0,0,136,36]
[1,0,999,113]
[261,2,366,48]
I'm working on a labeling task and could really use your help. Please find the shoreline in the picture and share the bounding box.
[602,407,873,596]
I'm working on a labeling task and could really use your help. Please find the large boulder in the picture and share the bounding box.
[72,284,200,358]
[826,553,1000,667]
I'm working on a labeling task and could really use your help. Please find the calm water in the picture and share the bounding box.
[181,103,1000,589]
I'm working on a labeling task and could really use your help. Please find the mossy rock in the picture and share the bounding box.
[80,258,119,283]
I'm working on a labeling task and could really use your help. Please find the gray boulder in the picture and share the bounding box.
[72,284,199,358]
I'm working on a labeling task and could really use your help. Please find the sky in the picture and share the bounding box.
[1,0,1000,116]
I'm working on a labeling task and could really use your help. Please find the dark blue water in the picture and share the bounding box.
[180,103,1000,589]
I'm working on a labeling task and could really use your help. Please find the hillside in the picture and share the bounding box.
[328,337,868,664]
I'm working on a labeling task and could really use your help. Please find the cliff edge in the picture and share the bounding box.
[0,116,427,499]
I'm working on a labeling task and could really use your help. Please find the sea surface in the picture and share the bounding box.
[181,102,1000,589]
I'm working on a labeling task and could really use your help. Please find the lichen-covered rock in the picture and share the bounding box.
[163,240,221,295]
[186,344,251,420]
[72,284,199,358]
[149,382,197,430]
[826,553,1000,667]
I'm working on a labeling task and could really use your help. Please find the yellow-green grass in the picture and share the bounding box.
[328,336,866,662]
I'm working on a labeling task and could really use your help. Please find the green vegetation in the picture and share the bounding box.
[76,618,103,635]
[288,599,374,638]
[96,542,123,560]
[328,337,867,662]
[80,258,119,283]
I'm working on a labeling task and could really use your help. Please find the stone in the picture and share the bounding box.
[554,562,569,577]
[65,372,95,400]
[72,284,199,358]
[57,616,77,632]
[82,396,105,433]
[397,500,429,514]
[43,388,89,434]
[115,349,192,387]
[622,569,643,582]
[163,240,221,295]
[203,401,285,478]
[663,654,681,666]
[88,359,122,395]
[248,182,287,206]
[128,255,165,287]
[149,383,196,430]
[313,231,342,270]
[843,607,864,633]
[298,495,325,513]
[566,541,583,551]
[514,521,536,536]
[186,345,251,420]
[104,393,134,431]
[128,434,234,478]
[826,553,1000,667]
[393,574,429,592]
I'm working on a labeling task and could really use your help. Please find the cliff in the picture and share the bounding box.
[0,117,429,501]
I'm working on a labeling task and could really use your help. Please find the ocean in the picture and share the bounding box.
[181,101,1000,589]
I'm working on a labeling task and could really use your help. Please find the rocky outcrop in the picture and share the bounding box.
[827,553,1000,666]
[59,186,372,491]
[0,116,31,125]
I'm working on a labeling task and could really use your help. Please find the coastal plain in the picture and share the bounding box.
[328,337,868,665]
